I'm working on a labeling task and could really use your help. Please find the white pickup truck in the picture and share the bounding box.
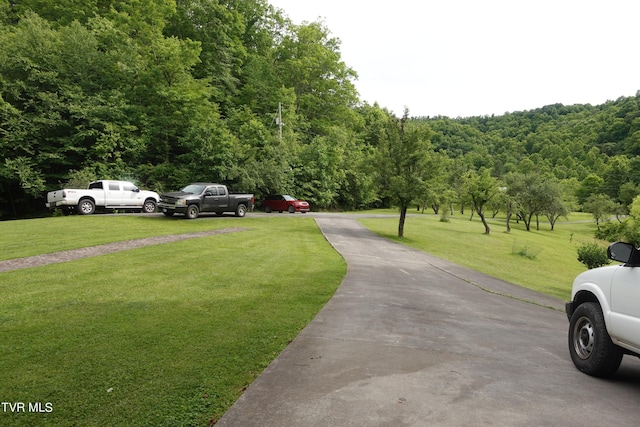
[566,241,640,377]
[46,180,159,215]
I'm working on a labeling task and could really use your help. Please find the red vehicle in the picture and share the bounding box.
[262,195,310,213]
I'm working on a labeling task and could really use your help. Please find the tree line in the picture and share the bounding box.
[1,0,639,241]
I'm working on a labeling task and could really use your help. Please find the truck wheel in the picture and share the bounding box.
[265,205,272,213]
[78,198,95,215]
[288,206,295,213]
[568,302,623,377]
[143,199,157,213]
[235,204,247,217]
[185,204,200,219]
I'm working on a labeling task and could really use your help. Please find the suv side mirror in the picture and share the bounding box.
[608,242,639,265]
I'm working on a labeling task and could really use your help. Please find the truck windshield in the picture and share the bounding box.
[181,184,205,194]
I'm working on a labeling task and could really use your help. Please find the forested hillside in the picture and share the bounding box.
[1,0,639,223]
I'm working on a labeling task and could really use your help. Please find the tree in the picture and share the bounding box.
[543,181,569,230]
[377,109,434,238]
[165,0,248,111]
[618,181,640,214]
[576,173,604,204]
[583,193,617,229]
[413,153,448,214]
[274,21,359,136]
[506,172,551,231]
[464,169,499,234]
[295,130,344,208]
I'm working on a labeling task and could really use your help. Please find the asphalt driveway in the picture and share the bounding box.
[218,217,640,426]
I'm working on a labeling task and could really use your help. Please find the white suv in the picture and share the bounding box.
[566,242,640,377]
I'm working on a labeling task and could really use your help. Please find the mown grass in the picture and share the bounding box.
[0,215,346,426]
[358,210,601,300]
[0,215,239,260]
[1,210,603,425]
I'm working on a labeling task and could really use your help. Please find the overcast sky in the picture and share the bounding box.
[268,0,640,118]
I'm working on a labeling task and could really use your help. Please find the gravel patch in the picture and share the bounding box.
[0,227,248,273]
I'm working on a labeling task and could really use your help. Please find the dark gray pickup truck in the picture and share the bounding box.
[158,183,254,219]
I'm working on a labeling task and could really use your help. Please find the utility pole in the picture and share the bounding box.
[275,102,283,140]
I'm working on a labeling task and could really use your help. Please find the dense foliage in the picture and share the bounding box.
[577,241,610,269]
[1,0,640,234]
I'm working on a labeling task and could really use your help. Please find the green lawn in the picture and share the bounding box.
[0,215,345,426]
[0,210,603,426]
[358,210,602,301]
[0,215,240,260]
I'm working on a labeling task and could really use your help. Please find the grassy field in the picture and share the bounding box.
[358,209,602,301]
[0,210,603,426]
[0,215,346,426]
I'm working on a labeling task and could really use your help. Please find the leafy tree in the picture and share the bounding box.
[506,172,550,231]
[601,155,631,201]
[274,21,359,136]
[486,187,509,218]
[463,169,499,234]
[377,109,434,238]
[595,195,640,245]
[543,181,569,230]
[165,0,247,111]
[413,152,448,213]
[225,105,294,197]
[335,134,378,210]
[618,181,640,213]
[295,129,345,208]
[583,193,617,229]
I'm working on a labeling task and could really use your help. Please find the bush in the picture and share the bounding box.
[595,219,640,247]
[594,220,624,242]
[577,242,610,269]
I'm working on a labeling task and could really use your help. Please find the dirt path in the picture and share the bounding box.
[0,227,248,273]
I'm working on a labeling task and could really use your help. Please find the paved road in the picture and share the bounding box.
[218,217,640,426]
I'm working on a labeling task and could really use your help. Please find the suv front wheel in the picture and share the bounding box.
[568,302,623,377]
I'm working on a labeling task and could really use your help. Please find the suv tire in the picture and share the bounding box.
[568,302,623,377]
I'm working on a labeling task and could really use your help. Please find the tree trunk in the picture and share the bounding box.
[524,213,533,231]
[478,210,490,234]
[398,203,408,238]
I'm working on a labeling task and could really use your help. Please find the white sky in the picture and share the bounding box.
[268,0,640,118]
